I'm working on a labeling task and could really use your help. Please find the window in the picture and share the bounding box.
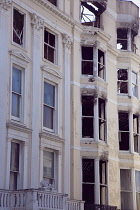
[99,99,106,141]
[48,0,57,6]
[132,71,137,97]
[82,47,105,79]
[82,159,95,208]
[10,142,20,190]
[43,81,55,130]
[13,8,25,46]
[11,66,23,120]
[120,169,133,210]
[117,69,128,94]
[135,171,140,209]
[43,150,57,187]
[118,112,129,151]
[133,115,139,153]
[100,160,107,205]
[117,28,136,53]
[82,96,94,138]
[44,29,56,64]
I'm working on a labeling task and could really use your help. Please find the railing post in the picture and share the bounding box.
[79,201,85,210]
[63,194,68,210]
[25,190,39,210]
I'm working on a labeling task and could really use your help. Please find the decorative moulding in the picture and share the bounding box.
[31,13,44,31]
[9,50,31,63]
[41,65,62,79]
[0,0,12,11]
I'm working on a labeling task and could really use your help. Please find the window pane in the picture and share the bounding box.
[118,69,128,81]
[119,132,129,150]
[82,159,94,183]
[10,142,19,171]
[49,33,55,47]
[99,99,105,119]
[132,84,137,97]
[100,186,107,205]
[132,72,137,84]
[82,117,93,138]
[43,151,54,179]
[48,46,55,63]
[120,169,131,191]
[48,0,57,6]
[12,93,20,118]
[121,192,133,210]
[117,81,128,94]
[133,115,138,134]
[82,184,94,205]
[10,172,18,190]
[82,96,94,116]
[43,106,53,129]
[135,171,140,192]
[82,47,93,60]
[100,161,106,185]
[13,9,24,45]
[82,61,93,75]
[12,67,21,94]
[119,113,129,131]
[44,30,48,43]
[44,82,55,107]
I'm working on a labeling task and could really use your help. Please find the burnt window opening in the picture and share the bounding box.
[13,9,24,46]
[44,29,56,63]
[98,50,105,79]
[99,99,106,141]
[120,169,133,210]
[82,96,94,138]
[118,112,129,151]
[117,69,128,94]
[117,28,137,53]
[82,159,95,206]
[132,71,137,97]
[82,46,93,75]
[133,115,139,153]
[99,160,107,205]
[48,0,57,6]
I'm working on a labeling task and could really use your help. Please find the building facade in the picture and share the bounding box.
[0,0,140,209]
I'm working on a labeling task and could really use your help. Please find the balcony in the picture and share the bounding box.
[0,189,84,210]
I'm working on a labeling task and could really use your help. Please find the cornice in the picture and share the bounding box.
[30,0,75,26]
[117,51,140,64]
[39,131,65,143]
[41,65,62,79]
[9,50,31,63]
[6,121,32,134]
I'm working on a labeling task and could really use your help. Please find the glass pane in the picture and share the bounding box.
[119,113,129,131]
[48,0,57,6]
[135,171,140,192]
[119,132,129,150]
[82,117,93,138]
[82,159,94,183]
[43,151,54,179]
[13,9,24,45]
[49,33,55,47]
[132,72,137,84]
[118,69,128,81]
[44,30,48,43]
[43,106,53,129]
[117,81,128,94]
[99,120,105,141]
[120,169,131,191]
[132,84,137,97]
[134,135,139,153]
[99,99,105,119]
[82,184,94,205]
[82,96,94,116]
[100,161,106,184]
[9,172,18,190]
[121,192,132,210]
[12,67,21,94]
[133,115,138,134]
[100,186,107,205]
[82,47,93,60]
[10,142,19,171]
[44,44,48,60]
[12,93,20,118]
[44,82,55,107]
[82,61,93,75]
[48,46,54,63]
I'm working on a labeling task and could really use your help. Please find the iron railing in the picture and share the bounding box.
[84,204,117,210]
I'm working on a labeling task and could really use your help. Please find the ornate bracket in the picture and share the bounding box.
[31,13,44,31]
[62,34,73,51]
[0,0,12,11]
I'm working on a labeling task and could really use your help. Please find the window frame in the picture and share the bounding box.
[132,71,138,98]
[117,68,128,95]
[43,28,57,65]
[12,7,27,49]
[133,114,139,153]
[43,80,57,133]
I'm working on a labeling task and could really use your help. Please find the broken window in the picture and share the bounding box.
[82,96,94,138]
[48,0,57,6]
[135,171,140,209]
[43,82,55,130]
[133,115,139,153]
[98,50,105,79]
[100,160,107,205]
[43,151,54,185]
[118,112,129,151]
[44,29,56,63]
[82,159,95,207]
[120,169,133,210]
[10,142,20,190]
[13,9,24,46]
[132,71,137,97]
[117,69,128,94]
[117,28,137,52]
[82,47,93,75]
[99,99,106,141]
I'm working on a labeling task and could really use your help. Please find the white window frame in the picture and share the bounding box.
[9,140,24,190]
[43,80,58,133]
[133,114,139,153]
[12,6,27,50]
[132,71,138,98]
[43,28,57,65]
[117,68,128,95]
[43,148,58,189]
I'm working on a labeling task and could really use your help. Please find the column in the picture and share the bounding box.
[0,0,12,189]
[62,34,73,196]
[94,97,99,141]
[95,158,100,204]
[23,141,28,189]
[30,13,44,188]
[132,168,136,210]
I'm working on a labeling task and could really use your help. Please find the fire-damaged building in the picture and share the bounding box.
[0,0,140,209]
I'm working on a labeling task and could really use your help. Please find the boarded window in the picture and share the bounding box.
[82,159,95,206]
[100,160,107,205]
[118,112,129,150]
[99,99,106,141]
[43,151,54,185]
[98,50,105,79]
[10,142,20,190]
[43,82,55,129]
[120,169,133,210]
[117,69,128,94]
[82,96,94,138]
[133,115,139,153]
[44,29,56,63]
[13,9,24,46]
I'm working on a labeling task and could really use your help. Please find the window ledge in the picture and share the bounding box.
[39,131,65,143]
[6,121,32,134]
[11,41,27,53]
